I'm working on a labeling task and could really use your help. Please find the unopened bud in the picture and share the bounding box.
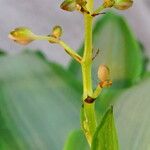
[9,27,36,45]
[99,80,112,88]
[114,0,133,10]
[52,26,63,39]
[98,64,110,82]
[103,0,115,8]
[60,0,76,12]
[76,0,87,6]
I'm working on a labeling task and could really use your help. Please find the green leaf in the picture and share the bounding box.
[115,76,150,150]
[91,107,119,150]
[0,51,82,150]
[63,130,89,150]
[95,88,123,117]
[0,49,6,56]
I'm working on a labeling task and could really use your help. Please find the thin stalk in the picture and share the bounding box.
[92,85,102,99]
[35,35,58,42]
[36,35,82,63]
[59,41,82,63]
[82,0,93,99]
[92,4,105,16]
[81,0,97,146]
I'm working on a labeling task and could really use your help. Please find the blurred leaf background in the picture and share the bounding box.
[0,0,150,150]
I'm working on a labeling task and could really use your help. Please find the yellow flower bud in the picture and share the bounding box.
[60,0,76,12]
[99,80,112,88]
[76,0,87,6]
[114,0,133,10]
[98,64,110,82]
[103,0,115,8]
[9,27,36,45]
[52,26,63,39]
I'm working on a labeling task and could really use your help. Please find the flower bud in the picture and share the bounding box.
[76,0,87,6]
[99,80,112,88]
[114,0,133,10]
[9,27,36,45]
[52,26,63,39]
[98,64,110,82]
[60,0,76,12]
[103,0,115,8]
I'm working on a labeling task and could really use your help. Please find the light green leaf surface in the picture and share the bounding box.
[0,50,6,56]
[91,12,143,87]
[91,107,119,150]
[0,52,82,150]
[63,130,89,150]
[115,76,150,150]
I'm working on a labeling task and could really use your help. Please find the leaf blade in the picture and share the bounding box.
[115,76,150,150]
[91,107,119,150]
[63,130,89,150]
[0,52,82,150]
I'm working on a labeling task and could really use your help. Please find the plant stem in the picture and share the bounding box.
[35,35,58,42]
[59,41,82,63]
[82,14,93,99]
[35,35,82,63]
[92,85,102,99]
[81,0,97,146]
[92,4,105,16]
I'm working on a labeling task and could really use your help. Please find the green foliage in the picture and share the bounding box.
[0,50,6,56]
[64,76,150,150]
[63,130,89,150]
[91,107,119,150]
[0,52,82,150]
[115,76,150,150]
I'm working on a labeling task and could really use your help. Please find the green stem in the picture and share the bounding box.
[35,35,58,42]
[82,5,93,99]
[92,4,105,16]
[35,35,82,63]
[81,0,97,146]
[92,85,102,99]
[59,41,82,63]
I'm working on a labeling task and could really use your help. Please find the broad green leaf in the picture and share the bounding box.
[95,88,123,116]
[63,130,89,150]
[0,51,82,150]
[115,76,150,150]
[95,75,150,150]
[91,107,119,150]
[0,50,6,56]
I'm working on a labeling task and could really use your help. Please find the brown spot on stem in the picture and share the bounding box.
[84,96,96,104]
